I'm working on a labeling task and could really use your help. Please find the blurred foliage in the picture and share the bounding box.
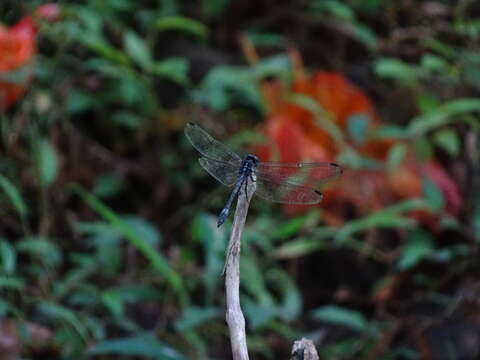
[0,0,479,359]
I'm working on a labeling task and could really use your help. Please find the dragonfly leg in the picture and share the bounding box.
[243,177,249,199]
[243,173,256,199]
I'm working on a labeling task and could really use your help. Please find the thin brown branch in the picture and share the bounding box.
[224,176,256,360]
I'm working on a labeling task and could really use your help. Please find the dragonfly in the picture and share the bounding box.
[185,123,342,227]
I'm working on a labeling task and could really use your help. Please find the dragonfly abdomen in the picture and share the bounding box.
[217,174,245,227]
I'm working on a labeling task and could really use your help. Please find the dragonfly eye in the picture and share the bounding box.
[246,154,259,163]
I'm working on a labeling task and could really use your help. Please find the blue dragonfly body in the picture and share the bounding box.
[217,154,258,227]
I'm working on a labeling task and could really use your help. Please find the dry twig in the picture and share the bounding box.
[291,338,319,360]
[224,176,256,360]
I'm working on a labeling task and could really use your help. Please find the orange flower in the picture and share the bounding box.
[258,54,463,226]
[257,114,330,163]
[0,3,59,108]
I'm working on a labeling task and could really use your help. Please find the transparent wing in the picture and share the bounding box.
[255,177,323,204]
[199,157,238,187]
[185,122,242,164]
[256,162,342,188]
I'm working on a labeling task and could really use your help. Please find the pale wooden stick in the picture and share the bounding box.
[224,176,256,360]
[291,338,319,360]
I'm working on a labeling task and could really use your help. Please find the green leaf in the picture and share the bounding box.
[80,32,130,65]
[83,314,106,341]
[101,290,124,318]
[252,53,291,80]
[175,306,220,332]
[474,191,480,242]
[0,239,16,274]
[336,213,415,242]
[0,276,25,289]
[192,65,263,111]
[193,54,292,112]
[242,297,278,328]
[347,113,370,144]
[36,139,59,186]
[335,199,427,242]
[123,216,162,247]
[421,53,449,72]
[0,63,33,84]
[246,31,286,47]
[112,111,143,129]
[287,94,344,145]
[274,227,335,259]
[386,143,407,173]
[203,0,230,17]
[268,269,302,321]
[66,90,95,114]
[93,173,125,198]
[73,6,102,33]
[53,257,97,300]
[310,1,377,49]
[0,299,8,316]
[424,38,458,59]
[433,128,460,156]
[414,137,433,161]
[408,98,480,136]
[337,146,381,170]
[270,214,313,241]
[431,245,469,262]
[312,305,368,332]
[416,94,441,114]
[354,24,378,50]
[101,286,163,318]
[422,176,444,212]
[374,58,420,83]
[311,0,355,21]
[90,333,185,360]
[371,125,407,140]
[115,72,152,106]
[0,174,27,217]
[155,16,208,39]
[240,255,272,305]
[274,237,327,258]
[16,236,62,267]
[151,58,190,86]
[106,285,162,303]
[124,30,152,69]
[397,230,434,270]
[38,302,88,340]
[76,221,123,275]
[321,338,362,358]
[191,213,225,303]
[70,184,186,304]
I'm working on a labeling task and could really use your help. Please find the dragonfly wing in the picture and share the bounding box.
[256,162,342,188]
[185,123,242,164]
[199,157,238,187]
[255,176,323,204]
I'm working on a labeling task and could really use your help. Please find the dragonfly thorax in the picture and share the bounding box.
[239,154,259,177]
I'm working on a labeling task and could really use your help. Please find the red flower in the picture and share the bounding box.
[258,53,463,226]
[257,114,330,163]
[0,3,59,108]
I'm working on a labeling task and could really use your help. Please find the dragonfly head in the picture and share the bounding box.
[246,154,259,164]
